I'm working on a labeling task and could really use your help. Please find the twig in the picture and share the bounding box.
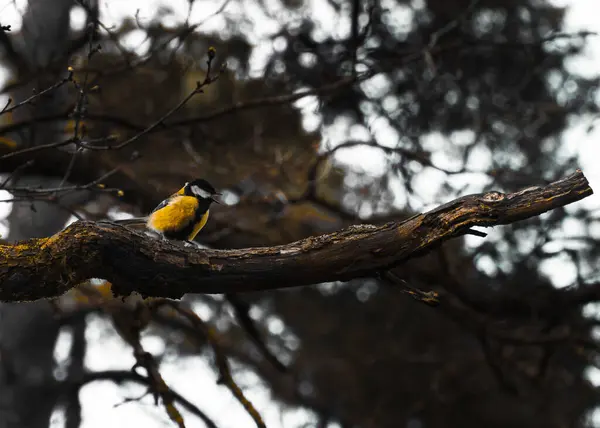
[59,28,101,189]
[0,135,117,161]
[153,300,266,428]
[378,271,439,306]
[4,167,120,196]
[0,159,35,189]
[0,75,365,151]
[82,48,225,151]
[66,370,219,428]
[293,139,466,207]
[0,70,74,116]
[226,293,288,372]
[105,299,187,428]
[165,75,361,129]
[75,0,133,66]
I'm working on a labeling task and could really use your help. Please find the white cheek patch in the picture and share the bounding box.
[191,185,211,199]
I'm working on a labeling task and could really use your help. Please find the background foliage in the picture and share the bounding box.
[0,0,599,427]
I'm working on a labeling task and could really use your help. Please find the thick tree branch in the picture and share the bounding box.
[0,170,592,302]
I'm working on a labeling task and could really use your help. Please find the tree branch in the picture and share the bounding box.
[0,170,593,302]
[62,370,219,428]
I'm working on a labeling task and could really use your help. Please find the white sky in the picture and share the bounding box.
[1,0,600,427]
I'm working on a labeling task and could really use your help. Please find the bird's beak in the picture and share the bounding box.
[211,193,222,204]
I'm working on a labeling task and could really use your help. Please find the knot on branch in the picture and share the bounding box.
[481,191,505,202]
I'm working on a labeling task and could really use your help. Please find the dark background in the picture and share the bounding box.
[0,0,599,427]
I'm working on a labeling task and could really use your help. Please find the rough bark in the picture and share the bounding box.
[0,170,592,302]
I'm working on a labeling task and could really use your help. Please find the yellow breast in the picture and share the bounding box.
[147,196,199,233]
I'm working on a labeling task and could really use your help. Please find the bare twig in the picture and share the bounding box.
[59,28,101,189]
[0,75,365,152]
[82,48,225,151]
[63,370,219,428]
[225,293,288,372]
[165,75,361,129]
[0,159,35,189]
[104,299,187,428]
[152,300,266,428]
[0,135,117,161]
[3,167,121,197]
[0,70,74,116]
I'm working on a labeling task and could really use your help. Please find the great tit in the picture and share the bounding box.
[114,179,221,242]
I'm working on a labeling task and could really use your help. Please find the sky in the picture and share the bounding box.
[0,0,599,427]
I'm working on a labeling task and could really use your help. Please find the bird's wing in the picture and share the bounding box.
[150,197,171,214]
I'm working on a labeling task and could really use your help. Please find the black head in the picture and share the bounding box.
[183,179,222,204]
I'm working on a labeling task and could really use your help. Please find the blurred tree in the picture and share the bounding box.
[0,0,599,427]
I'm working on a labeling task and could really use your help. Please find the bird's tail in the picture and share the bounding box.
[101,217,148,230]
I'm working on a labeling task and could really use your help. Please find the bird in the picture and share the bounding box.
[112,179,221,243]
